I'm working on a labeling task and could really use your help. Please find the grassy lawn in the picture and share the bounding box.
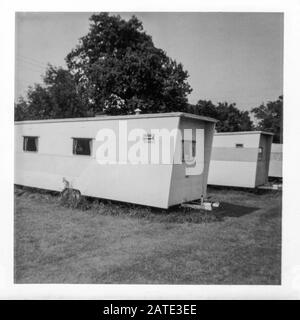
[14,186,281,284]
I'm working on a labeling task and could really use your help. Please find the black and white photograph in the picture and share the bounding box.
[1,0,300,303]
[13,11,283,285]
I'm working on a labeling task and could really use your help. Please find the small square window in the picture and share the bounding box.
[23,136,38,152]
[73,138,92,156]
[235,143,244,148]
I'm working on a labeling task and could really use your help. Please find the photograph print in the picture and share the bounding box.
[14,12,283,284]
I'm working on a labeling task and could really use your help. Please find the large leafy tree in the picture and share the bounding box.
[66,13,192,115]
[187,100,253,132]
[15,65,90,120]
[251,95,283,143]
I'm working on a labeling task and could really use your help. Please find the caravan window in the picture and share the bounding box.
[182,140,196,163]
[258,147,263,160]
[23,136,38,152]
[73,138,92,156]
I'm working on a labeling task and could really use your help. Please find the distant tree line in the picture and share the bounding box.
[186,100,253,132]
[251,95,283,143]
[15,12,283,143]
[185,96,283,143]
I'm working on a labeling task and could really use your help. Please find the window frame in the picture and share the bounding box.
[258,147,263,160]
[72,137,93,156]
[182,139,196,163]
[23,136,39,153]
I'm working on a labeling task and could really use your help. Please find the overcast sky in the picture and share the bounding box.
[15,12,283,111]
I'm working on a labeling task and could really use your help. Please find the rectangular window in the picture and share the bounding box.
[73,138,92,156]
[235,143,244,148]
[258,147,263,160]
[23,136,38,152]
[182,140,196,162]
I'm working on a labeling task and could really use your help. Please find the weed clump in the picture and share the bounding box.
[59,188,91,210]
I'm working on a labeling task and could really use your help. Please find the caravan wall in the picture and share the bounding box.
[269,143,282,178]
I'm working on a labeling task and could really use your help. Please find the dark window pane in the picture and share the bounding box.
[23,136,38,152]
[192,141,196,157]
[73,138,92,156]
[258,147,263,160]
[182,140,196,162]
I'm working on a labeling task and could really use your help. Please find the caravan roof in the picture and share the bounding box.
[215,131,274,136]
[15,112,218,125]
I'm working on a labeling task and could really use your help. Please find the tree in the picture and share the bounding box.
[15,65,90,120]
[15,99,29,121]
[15,84,51,120]
[187,100,253,132]
[66,13,192,115]
[251,95,283,143]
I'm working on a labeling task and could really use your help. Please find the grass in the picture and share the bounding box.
[14,186,281,284]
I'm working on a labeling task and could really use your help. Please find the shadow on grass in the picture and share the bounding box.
[207,185,281,196]
[214,202,259,218]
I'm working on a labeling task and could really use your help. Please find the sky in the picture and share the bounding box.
[15,12,283,111]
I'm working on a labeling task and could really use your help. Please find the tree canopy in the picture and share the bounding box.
[15,65,90,121]
[251,95,283,143]
[65,13,192,115]
[186,100,253,132]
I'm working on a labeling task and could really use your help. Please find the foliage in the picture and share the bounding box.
[14,100,29,122]
[65,13,192,115]
[251,95,283,143]
[15,65,90,120]
[187,100,253,132]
